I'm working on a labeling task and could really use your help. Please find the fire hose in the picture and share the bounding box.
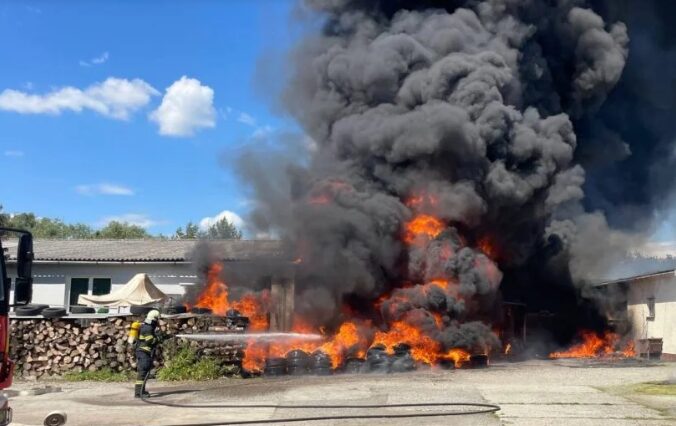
[140,370,501,426]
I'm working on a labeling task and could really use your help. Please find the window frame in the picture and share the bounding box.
[67,277,112,308]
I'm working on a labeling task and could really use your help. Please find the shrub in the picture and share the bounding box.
[157,346,223,381]
[63,368,133,382]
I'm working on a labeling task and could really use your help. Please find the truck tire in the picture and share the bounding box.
[15,306,43,316]
[26,304,49,311]
[41,308,68,318]
[70,306,95,314]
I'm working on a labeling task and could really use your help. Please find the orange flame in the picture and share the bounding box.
[404,214,445,244]
[549,331,636,359]
[440,348,471,368]
[371,321,441,365]
[194,262,270,331]
[320,321,370,368]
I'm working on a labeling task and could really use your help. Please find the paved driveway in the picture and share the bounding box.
[7,360,676,425]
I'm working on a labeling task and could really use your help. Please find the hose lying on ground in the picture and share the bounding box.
[140,372,501,426]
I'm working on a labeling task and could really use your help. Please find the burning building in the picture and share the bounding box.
[184,0,676,374]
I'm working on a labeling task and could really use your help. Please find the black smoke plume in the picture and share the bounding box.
[230,0,676,349]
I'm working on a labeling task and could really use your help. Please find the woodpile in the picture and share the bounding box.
[9,315,246,380]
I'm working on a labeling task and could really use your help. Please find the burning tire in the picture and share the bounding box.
[469,354,489,368]
[286,350,310,375]
[41,308,68,319]
[190,307,212,315]
[310,351,332,375]
[366,345,390,373]
[343,357,366,374]
[390,343,415,372]
[263,357,287,376]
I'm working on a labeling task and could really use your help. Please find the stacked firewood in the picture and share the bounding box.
[9,315,246,380]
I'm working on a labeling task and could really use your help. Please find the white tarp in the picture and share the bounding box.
[77,273,167,307]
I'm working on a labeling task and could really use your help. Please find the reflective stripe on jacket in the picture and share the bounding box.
[136,322,158,353]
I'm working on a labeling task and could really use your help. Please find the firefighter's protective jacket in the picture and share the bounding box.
[136,322,158,353]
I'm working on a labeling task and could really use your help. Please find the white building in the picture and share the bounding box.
[599,269,676,361]
[4,239,284,311]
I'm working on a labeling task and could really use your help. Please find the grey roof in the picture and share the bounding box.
[3,239,285,262]
[594,268,676,287]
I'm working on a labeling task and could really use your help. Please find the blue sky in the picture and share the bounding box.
[0,0,297,235]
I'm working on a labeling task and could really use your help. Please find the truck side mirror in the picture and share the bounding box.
[14,234,33,305]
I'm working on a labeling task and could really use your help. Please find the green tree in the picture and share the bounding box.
[202,217,242,240]
[174,221,200,239]
[95,221,151,239]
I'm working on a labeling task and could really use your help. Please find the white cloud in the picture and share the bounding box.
[636,241,676,258]
[149,76,216,137]
[80,51,110,67]
[199,210,244,230]
[99,213,162,229]
[0,77,159,120]
[76,183,134,196]
[251,125,274,140]
[237,112,256,126]
[4,150,24,157]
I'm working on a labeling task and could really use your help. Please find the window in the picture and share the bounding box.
[69,278,112,306]
[647,297,655,321]
[69,278,89,306]
[92,278,111,296]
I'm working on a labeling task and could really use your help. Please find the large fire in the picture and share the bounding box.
[189,205,495,373]
[189,198,629,374]
[549,331,636,359]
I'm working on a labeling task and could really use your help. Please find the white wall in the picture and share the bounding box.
[627,273,676,356]
[7,262,197,308]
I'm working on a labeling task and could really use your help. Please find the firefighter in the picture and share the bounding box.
[134,309,160,398]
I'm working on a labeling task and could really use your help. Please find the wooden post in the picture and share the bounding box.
[268,266,295,332]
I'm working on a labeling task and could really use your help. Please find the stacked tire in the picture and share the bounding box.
[310,351,332,375]
[286,350,310,375]
[366,344,390,373]
[263,357,287,376]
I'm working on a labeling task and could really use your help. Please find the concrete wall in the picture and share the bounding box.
[6,262,198,309]
[627,272,676,358]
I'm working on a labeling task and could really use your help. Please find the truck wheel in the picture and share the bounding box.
[44,411,67,426]
[41,308,68,318]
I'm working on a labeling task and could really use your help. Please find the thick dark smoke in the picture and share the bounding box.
[229,0,676,349]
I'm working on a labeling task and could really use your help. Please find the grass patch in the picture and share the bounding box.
[632,382,676,396]
[63,368,133,382]
[157,347,223,381]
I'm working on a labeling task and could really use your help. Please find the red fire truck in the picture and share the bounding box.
[0,228,34,425]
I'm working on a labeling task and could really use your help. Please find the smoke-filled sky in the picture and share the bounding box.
[1,0,676,257]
